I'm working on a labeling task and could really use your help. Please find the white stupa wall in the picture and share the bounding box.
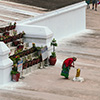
[16,24,53,56]
[19,1,86,40]
[0,42,13,85]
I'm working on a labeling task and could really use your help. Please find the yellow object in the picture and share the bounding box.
[76,68,81,77]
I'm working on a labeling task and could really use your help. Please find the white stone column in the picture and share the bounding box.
[0,42,13,85]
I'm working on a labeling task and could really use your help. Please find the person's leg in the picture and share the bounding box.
[95,3,97,11]
[88,0,90,8]
[88,0,90,5]
[95,0,98,11]
[92,0,95,9]
[86,0,90,9]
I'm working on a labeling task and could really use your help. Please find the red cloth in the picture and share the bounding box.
[63,58,74,67]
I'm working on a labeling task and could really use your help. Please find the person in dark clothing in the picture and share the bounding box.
[86,0,90,9]
[92,0,98,11]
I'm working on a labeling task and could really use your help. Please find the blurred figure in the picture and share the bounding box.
[86,0,90,9]
[98,0,100,4]
[92,0,98,11]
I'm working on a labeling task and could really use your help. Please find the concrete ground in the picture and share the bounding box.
[0,0,47,26]
[0,4,100,100]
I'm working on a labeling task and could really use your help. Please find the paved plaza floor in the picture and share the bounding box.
[0,0,47,26]
[0,3,100,100]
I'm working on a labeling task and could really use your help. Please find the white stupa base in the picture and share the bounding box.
[73,77,84,82]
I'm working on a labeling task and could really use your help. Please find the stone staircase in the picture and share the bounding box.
[0,0,49,78]
[0,22,46,79]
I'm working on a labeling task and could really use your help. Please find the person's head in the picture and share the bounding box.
[72,57,77,61]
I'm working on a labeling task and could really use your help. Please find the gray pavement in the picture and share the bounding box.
[0,4,100,100]
[0,0,46,26]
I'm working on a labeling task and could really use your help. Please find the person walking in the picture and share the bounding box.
[86,0,90,9]
[61,57,77,79]
[92,0,98,11]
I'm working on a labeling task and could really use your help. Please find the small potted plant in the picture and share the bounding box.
[28,58,33,66]
[3,32,9,36]
[13,29,17,36]
[12,40,20,46]
[32,43,35,48]
[49,38,57,65]
[12,22,16,29]
[10,55,20,64]
[9,22,13,30]
[50,38,57,52]
[23,60,28,69]
[0,36,4,41]
[22,31,25,38]
[17,44,24,51]
[49,52,57,65]
[12,29,17,41]
[11,64,20,82]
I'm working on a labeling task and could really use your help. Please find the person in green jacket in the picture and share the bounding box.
[86,0,90,9]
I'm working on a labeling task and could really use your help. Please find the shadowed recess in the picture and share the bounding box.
[5,0,85,11]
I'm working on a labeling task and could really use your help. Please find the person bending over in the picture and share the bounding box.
[61,57,77,79]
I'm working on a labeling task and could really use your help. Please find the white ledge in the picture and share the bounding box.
[0,42,10,55]
[19,1,86,24]
[16,24,53,39]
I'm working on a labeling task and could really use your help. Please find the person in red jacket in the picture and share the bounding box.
[61,57,77,79]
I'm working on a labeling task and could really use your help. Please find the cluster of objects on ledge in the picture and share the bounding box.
[0,22,58,82]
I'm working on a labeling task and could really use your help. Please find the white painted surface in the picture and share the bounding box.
[16,24,53,47]
[0,42,13,85]
[19,1,86,40]
[73,77,84,82]
[16,24,53,56]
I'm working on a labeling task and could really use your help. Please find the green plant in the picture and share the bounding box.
[10,55,20,64]
[34,51,38,56]
[34,56,39,59]
[10,57,16,64]
[15,55,20,63]
[11,70,19,75]
[14,22,16,26]
[11,64,20,82]
[11,64,18,75]
[27,55,31,60]
[9,22,12,26]
[30,58,32,61]
[0,36,4,41]
[51,52,56,57]
[15,49,22,54]
[36,47,41,51]
[51,38,57,52]
[9,22,12,29]
[50,38,57,58]
[32,43,35,48]
[13,29,17,36]
[22,31,25,35]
